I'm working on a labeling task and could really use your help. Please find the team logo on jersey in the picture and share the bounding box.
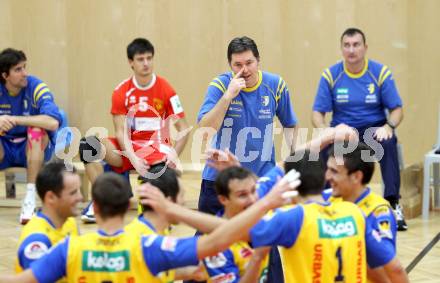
[371,229,382,242]
[211,272,236,283]
[378,220,393,239]
[374,206,393,239]
[82,250,130,272]
[153,98,164,112]
[318,216,358,238]
[365,83,377,103]
[24,241,49,259]
[160,237,177,252]
[368,83,375,94]
[205,252,227,268]
[261,96,269,106]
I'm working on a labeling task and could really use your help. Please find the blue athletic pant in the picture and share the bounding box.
[358,126,400,201]
[198,179,223,215]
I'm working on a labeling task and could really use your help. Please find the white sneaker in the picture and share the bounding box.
[393,204,408,231]
[20,191,36,225]
[81,201,96,223]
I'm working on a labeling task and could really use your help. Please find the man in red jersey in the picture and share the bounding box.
[79,38,190,223]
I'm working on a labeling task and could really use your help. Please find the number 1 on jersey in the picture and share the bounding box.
[334,246,344,282]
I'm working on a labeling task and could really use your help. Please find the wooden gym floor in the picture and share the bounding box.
[0,171,439,282]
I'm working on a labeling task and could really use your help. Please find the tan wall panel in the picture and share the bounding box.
[7,0,69,109]
[0,1,13,49]
[0,0,437,168]
[406,0,440,163]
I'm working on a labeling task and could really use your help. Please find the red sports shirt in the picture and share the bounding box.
[111,74,185,163]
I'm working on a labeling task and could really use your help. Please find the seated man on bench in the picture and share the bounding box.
[0,48,61,224]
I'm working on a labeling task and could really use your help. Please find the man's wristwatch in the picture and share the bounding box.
[386,120,396,129]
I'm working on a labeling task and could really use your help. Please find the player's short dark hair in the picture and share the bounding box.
[340,28,366,44]
[36,161,77,201]
[138,165,181,212]
[227,36,260,63]
[127,38,155,60]
[284,150,326,196]
[0,48,27,84]
[92,173,131,219]
[215,166,255,198]
[328,141,375,185]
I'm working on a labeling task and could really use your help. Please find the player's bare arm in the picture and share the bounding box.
[374,107,403,142]
[13,114,59,131]
[138,183,225,233]
[196,173,300,259]
[172,117,190,156]
[239,247,270,283]
[113,114,149,173]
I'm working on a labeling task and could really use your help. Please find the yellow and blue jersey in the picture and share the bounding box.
[203,242,262,283]
[250,201,395,283]
[125,214,175,282]
[15,211,78,274]
[313,59,402,128]
[30,229,199,283]
[125,214,161,236]
[202,211,268,283]
[198,71,297,181]
[0,75,61,141]
[355,188,397,247]
[323,188,397,247]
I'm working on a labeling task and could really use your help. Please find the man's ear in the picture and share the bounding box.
[44,191,58,205]
[350,170,364,185]
[218,195,228,206]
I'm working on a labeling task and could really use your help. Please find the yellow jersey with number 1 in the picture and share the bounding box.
[280,202,366,283]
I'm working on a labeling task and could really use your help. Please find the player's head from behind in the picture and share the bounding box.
[92,172,132,220]
[127,38,155,78]
[340,27,367,66]
[36,161,83,218]
[284,149,325,197]
[215,166,258,218]
[0,48,28,88]
[227,36,260,88]
[326,141,375,200]
[138,165,184,215]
